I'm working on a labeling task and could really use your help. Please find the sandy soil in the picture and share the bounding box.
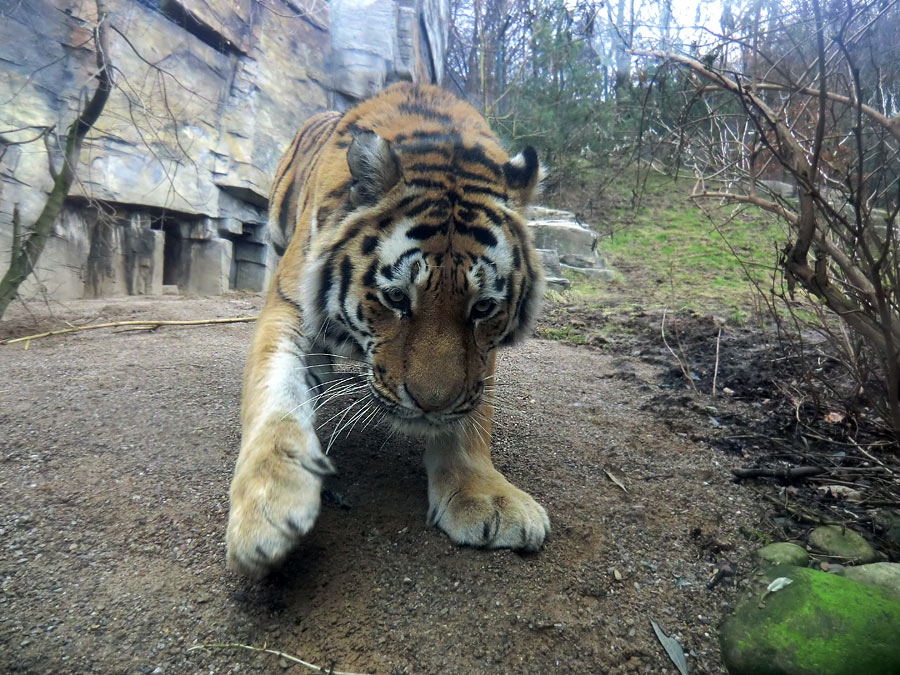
[1,294,776,674]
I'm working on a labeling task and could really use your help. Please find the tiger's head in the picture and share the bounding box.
[302,120,544,434]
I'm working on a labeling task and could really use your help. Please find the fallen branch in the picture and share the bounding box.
[763,494,842,526]
[1,317,257,345]
[732,466,827,481]
[187,642,371,675]
[734,465,888,482]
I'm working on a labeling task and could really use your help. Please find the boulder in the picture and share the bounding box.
[526,206,616,286]
[808,525,878,563]
[836,563,900,604]
[719,565,900,675]
[560,264,617,281]
[529,220,596,258]
[536,248,563,277]
[755,543,809,568]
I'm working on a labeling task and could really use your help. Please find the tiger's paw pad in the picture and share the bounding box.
[226,453,335,579]
[428,485,550,552]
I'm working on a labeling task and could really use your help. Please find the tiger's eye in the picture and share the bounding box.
[386,288,406,303]
[471,299,496,319]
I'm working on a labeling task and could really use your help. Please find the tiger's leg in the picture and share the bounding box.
[225,281,336,578]
[424,351,550,551]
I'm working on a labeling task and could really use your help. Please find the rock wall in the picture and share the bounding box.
[0,0,448,301]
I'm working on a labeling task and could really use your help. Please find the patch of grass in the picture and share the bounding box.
[537,325,587,344]
[581,173,787,320]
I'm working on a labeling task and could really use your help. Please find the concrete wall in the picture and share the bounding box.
[0,0,448,300]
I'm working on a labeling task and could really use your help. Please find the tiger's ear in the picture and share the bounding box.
[503,146,543,207]
[347,131,401,206]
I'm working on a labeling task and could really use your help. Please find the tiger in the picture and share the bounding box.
[225,82,549,578]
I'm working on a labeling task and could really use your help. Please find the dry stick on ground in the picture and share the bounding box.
[0,317,257,346]
[733,466,828,481]
[187,643,371,675]
[733,465,888,481]
[711,326,722,399]
[661,307,699,394]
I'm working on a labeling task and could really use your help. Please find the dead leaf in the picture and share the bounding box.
[824,411,845,424]
[650,619,688,675]
[767,577,793,593]
[605,469,627,492]
[815,485,862,502]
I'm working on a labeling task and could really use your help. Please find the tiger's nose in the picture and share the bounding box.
[405,382,464,413]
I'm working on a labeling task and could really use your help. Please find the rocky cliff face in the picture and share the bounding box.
[0,0,448,300]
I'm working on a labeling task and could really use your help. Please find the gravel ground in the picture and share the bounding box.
[0,294,771,674]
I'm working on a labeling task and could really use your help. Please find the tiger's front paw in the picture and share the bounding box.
[226,432,336,579]
[428,476,550,552]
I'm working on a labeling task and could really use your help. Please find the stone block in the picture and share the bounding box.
[217,217,244,236]
[234,241,268,265]
[177,218,216,241]
[123,227,164,296]
[234,261,269,291]
[545,277,571,293]
[529,221,597,258]
[560,253,598,268]
[183,236,233,295]
[242,223,269,245]
[560,264,616,282]
[536,248,563,277]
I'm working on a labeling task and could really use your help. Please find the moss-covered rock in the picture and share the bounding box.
[755,543,809,567]
[808,525,877,563]
[719,565,900,674]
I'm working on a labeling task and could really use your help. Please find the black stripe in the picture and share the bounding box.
[361,236,378,255]
[339,256,353,309]
[407,223,447,240]
[362,260,378,287]
[464,185,507,200]
[408,178,448,190]
[318,257,333,313]
[329,225,362,254]
[398,102,453,125]
[456,222,497,247]
[457,198,503,226]
[277,280,303,314]
[456,145,502,177]
[277,178,296,242]
[404,200,435,219]
[393,195,419,212]
[392,248,421,267]
[406,163,497,185]
[512,246,521,270]
[326,179,352,201]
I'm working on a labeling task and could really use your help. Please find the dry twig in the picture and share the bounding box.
[188,642,371,675]
[661,306,699,394]
[1,317,256,346]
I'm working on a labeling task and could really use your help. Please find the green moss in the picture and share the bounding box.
[720,565,900,674]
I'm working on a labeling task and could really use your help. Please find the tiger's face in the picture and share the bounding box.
[301,130,543,433]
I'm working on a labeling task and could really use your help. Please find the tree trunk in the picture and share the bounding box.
[0,0,112,319]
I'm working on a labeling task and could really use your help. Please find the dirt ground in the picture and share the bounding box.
[0,293,848,674]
